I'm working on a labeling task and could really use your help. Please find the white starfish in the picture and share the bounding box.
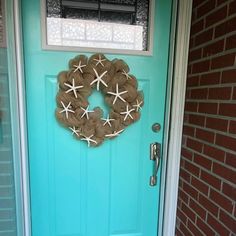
[107,84,128,105]
[69,126,80,136]
[133,99,143,112]
[93,54,106,67]
[90,68,108,91]
[81,134,97,147]
[105,129,124,138]
[120,105,135,121]
[59,101,75,119]
[64,78,83,98]
[73,61,86,73]
[80,106,94,120]
[102,115,115,127]
[122,69,132,80]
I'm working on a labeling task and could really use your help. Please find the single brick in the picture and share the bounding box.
[203,144,225,162]
[196,217,215,236]
[221,69,236,83]
[211,53,236,70]
[194,153,212,170]
[195,29,214,46]
[206,117,228,132]
[198,102,218,114]
[189,114,205,127]
[205,5,227,27]
[219,103,236,117]
[222,182,236,201]
[213,162,236,185]
[183,125,195,136]
[219,210,236,232]
[226,34,236,50]
[208,87,232,100]
[207,214,230,236]
[229,120,236,134]
[201,170,221,190]
[200,72,220,85]
[225,152,236,169]
[215,16,236,38]
[192,60,210,73]
[187,138,203,152]
[191,175,209,195]
[199,193,219,216]
[187,75,199,87]
[196,128,215,143]
[191,88,208,99]
[215,133,236,152]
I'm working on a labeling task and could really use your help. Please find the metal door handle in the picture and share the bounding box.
[150,142,161,186]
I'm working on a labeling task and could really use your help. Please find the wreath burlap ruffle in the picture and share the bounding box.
[55,53,144,147]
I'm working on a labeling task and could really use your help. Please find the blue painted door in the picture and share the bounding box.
[22,0,172,235]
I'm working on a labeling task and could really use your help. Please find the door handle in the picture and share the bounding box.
[149,142,161,186]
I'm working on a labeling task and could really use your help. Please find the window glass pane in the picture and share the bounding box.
[45,0,151,52]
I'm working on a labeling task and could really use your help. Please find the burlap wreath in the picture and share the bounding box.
[55,53,144,147]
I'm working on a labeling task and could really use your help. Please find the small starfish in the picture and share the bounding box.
[59,101,75,119]
[81,134,97,147]
[69,126,80,137]
[107,84,128,105]
[133,99,143,112]
[90,68,108,91]
[93,54,106,67]
[102,115,115,127]
[105,129,124,138]
[80,106,94,120]
[73,61,86,73]
[120,105,135,121]
[122,69,132,80]
[64,78,83,98]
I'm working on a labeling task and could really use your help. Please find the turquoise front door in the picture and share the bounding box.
[22,0,173,235]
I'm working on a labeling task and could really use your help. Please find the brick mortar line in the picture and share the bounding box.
[188,49,236,65]
[183,122,236,139]
[182,134,236,157]
[185,99,236,104]
[186,83,236,89]
[184,111,236,121]
[180,176,236,220]
[188,65,236,76]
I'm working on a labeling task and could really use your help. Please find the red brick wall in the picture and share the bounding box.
[175,0,236,235]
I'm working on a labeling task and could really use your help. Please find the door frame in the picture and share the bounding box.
[9,0,192,235]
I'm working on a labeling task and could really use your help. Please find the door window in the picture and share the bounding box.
[42,0,153,54]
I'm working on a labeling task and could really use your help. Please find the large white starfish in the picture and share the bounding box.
[90,68,108,91]
[107,84,128,105]
[81,134,97,147]
[64,78,83,98]
[105,129,124,138]
[120,105,135,121]
[73,61,86,73]
[102,115,115,127]
[122,69,132,80]
[93,54,106,67]
[59,101,75,119]
[133,99,143,112]
[69,126,80,137]
[80,106,94,120]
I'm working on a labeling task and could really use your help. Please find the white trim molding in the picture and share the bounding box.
[162,0,192,235]
[6,0,32,235]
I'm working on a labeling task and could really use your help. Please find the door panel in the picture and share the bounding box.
[21,0,172,235]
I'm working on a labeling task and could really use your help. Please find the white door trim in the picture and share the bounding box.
[11,0,192,235]
[161,0,192,235]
